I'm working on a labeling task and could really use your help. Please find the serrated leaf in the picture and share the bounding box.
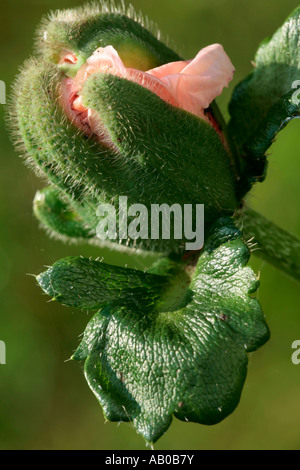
[63,217,269,443]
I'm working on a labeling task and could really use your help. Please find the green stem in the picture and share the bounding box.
[237,207,300,282]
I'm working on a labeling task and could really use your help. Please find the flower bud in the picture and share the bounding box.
[13,3,238,254]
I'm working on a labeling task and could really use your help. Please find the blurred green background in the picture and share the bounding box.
[0,0,300,450]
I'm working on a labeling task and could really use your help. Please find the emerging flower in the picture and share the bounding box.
[61,43,234,143]
[13,5,239,252]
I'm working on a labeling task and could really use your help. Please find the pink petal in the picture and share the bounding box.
[147,44,235,118]
[60,52,78,64]
[147,60,190,79]
[86,46,127,76]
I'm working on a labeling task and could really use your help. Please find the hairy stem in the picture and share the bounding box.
[237,207,300,282]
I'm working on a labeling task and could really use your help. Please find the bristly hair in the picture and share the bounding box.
[7,57,110,203]
[34,0,173,56]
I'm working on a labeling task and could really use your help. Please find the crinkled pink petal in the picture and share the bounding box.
[147,44,235,118]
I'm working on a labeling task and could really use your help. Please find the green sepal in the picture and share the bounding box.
[66,217,269,443]
[33,186,94,241]
[12,59,129,216]
[38,3,181,71]
[82,73,238,227]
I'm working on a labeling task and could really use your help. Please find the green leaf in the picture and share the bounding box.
[228,6,300,192]
[37,257,168,310]
[47,217,268,444]
[244,91,300,159]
